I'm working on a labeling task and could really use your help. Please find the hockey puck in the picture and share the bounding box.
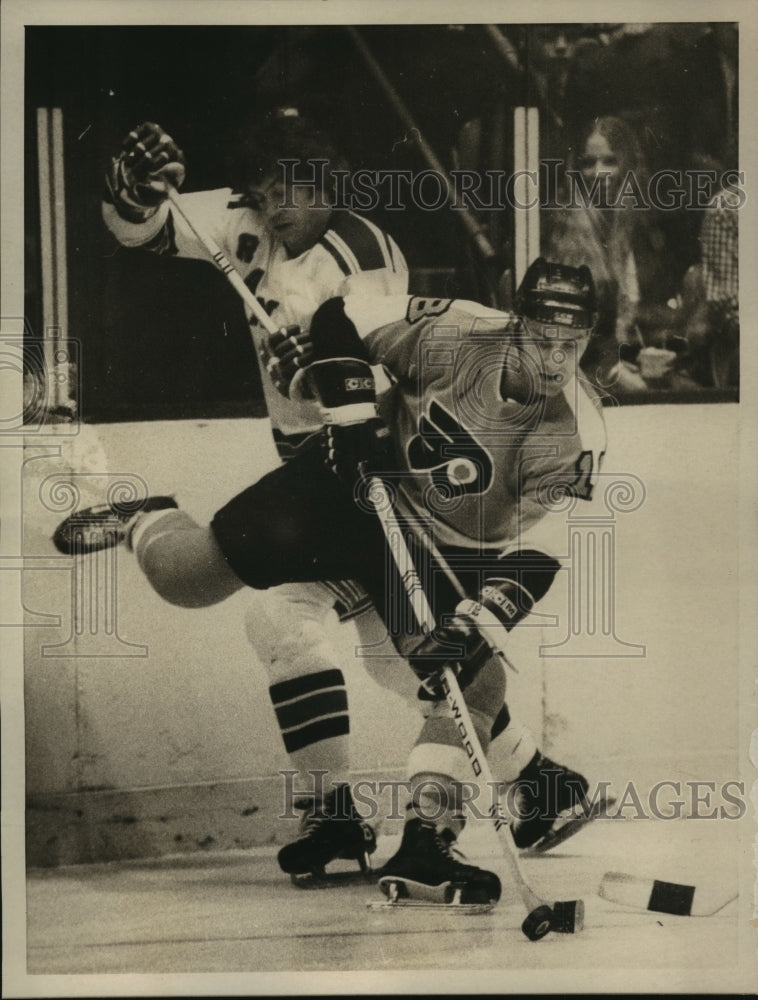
[521,904,554,940]
[551,898,584,933]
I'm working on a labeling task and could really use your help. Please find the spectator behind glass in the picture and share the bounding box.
[545,115,680,391]
[677,181,739,389]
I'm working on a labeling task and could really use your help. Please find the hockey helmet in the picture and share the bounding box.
[516,257,598,331]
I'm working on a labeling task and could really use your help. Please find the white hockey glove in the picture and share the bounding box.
[261,325,313,397]
[105,122,186,220]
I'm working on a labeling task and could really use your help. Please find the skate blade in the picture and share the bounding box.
[367,899,494,913]
[53,517,126,555]
[52,497,177,554]
[290,867,377,890]
[521,794,617,856]
[376,876,495,910]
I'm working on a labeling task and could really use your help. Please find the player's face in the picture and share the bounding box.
[522,318,590,396]
[251,176,333,257]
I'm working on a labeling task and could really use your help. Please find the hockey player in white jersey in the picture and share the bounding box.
[54,259,607,903]
[100,114,410,876]
[104,116,407,446]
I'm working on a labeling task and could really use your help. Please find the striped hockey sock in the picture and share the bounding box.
[269,668,351,789]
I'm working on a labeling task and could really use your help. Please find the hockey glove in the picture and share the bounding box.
[261,325,313,397]
[106,122,186,219]
[461,574,538,635]
[408,569,547,699]
[322,418,393,488]
[305,355,391,487]
[408,614,490,699]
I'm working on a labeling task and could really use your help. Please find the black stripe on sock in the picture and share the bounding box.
[274,689,348,731]
[269,669,345,706]
[282,715,350,754]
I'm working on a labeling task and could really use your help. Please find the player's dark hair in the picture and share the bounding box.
[236,111,350,201]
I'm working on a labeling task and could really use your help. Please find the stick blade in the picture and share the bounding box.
[600,871,694,914]
[599,871,737,917]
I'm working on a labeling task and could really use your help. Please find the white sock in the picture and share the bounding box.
[129,507,187,553]
[487,717,538,783]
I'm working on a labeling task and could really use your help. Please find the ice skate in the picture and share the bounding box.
[52,495,178,554]
[510,752,615,854]
[374,818,501,912]
[278,784,377,888]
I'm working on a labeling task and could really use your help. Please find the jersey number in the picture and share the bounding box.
[566,449,605,501]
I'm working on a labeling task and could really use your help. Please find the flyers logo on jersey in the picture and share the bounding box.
[407,400,493,498]
[406,295,453,325]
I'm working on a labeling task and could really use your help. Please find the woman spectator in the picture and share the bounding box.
[545,115,679,389]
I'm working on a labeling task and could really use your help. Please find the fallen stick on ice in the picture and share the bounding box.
[599,871,738,917]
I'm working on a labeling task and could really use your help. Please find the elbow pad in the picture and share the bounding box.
[309,297,371,363]
[305,299,377,424]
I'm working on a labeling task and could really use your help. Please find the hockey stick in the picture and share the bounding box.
[346,27,497,271]
[51,186,283,556]
[360,472,582,939]
[599,871,738,917]
[164,186,279,336]
[398,502,520,675]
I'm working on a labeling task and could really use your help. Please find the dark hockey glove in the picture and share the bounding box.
[322,419,393,488]
[261,325,313,397]
[459,574,538,637]
[305,355,390,487]
[106,122,186,218]
[408,614,490,700]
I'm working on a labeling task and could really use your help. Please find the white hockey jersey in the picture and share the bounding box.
[343,293,607,554]
[103,189,408,438]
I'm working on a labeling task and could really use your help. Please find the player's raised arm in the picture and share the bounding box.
[103,122,184,234]
[102,121,238,255]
